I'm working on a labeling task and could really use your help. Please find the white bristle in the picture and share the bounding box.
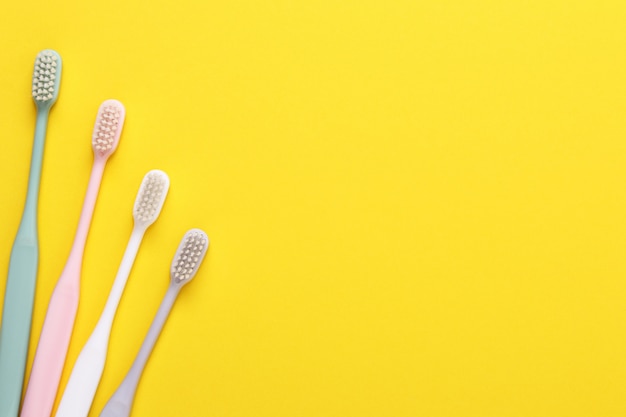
[133,170,170,225]
[170,229,209,285]
[32,50,60,105]
[92,100,125,157]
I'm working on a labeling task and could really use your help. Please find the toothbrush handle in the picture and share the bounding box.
[21,159,106,417]
[0,110,49,417]
[20,267,80,417]
[99,286,179,417]
[0,243,38,417]
[55,229,145,417]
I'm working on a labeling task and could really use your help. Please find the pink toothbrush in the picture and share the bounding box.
[20,100,125,417]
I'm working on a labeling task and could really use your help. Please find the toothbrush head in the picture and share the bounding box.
[133,170,170,227]
[170,229,209,286]
[32,49,62,108]
[92,99,125,158]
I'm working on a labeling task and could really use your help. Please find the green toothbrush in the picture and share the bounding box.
[0,49,62,417]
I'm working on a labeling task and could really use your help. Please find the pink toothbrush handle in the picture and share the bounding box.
[19,267,79,417]
[21,159,106,417]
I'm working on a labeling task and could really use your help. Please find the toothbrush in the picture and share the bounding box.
[20,100,125,417]
[55,170,170,417]
[99,229,209,417]
[0,49,62,417]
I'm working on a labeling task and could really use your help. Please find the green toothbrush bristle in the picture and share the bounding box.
[32,50,60,104]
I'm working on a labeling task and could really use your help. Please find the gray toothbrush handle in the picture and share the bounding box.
[99,285,180,417]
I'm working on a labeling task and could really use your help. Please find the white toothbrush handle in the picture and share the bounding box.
[56,228,145,417]
[99,285,180,417]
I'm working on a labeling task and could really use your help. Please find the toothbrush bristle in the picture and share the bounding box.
[92,100,125,157]
[133,170,170,225]
[32,50,61,105]
[170,229,209,284]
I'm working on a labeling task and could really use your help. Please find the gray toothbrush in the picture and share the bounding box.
[99,229,209,417]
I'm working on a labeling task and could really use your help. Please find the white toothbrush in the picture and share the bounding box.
[99,229,209,417]
[55,170,170,417]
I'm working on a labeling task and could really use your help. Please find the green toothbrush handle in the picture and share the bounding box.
[0,239,38,417]
[0,109,49,417]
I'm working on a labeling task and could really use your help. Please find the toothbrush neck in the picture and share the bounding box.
[20,109,50,231]
[98,226,146,329]
[64,156,107,268]
[124,284,180,390]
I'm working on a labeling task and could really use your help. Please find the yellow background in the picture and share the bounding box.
[1,0,626,416]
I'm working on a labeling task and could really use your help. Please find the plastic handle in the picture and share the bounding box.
[55,227,146,417]
[20,158,107,417]
[0,109,49,417]
[0,244,38,417]
[99,285,180,417]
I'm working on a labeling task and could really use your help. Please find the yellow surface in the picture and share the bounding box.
[1,1,626,416]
